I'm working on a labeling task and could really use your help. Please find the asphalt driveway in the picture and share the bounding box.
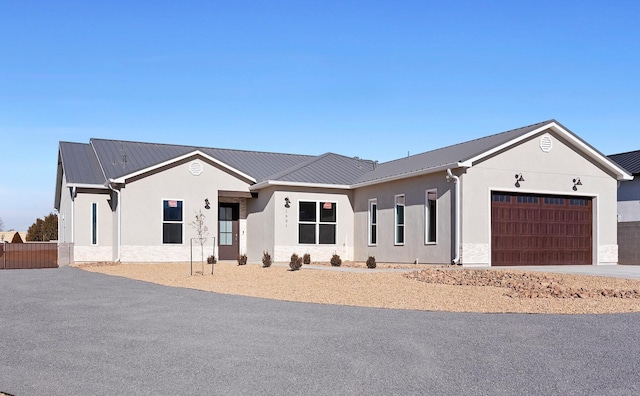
[1,267,640,395]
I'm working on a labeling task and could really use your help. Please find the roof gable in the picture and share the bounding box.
[89,138,315,183]
[353,120,632,186]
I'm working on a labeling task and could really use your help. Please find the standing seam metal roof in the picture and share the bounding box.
[59,142,106,185]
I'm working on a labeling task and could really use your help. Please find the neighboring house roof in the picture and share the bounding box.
[0,231,27,243]
[56,120,633,202]
[608,150,640,175]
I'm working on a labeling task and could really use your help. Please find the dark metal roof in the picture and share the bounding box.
[608,150,640,175]
[59,142,106,185]
[355,120,555,184]
[266,153,376,185]
[89,138,315,182]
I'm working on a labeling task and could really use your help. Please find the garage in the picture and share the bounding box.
[491,192,592,266]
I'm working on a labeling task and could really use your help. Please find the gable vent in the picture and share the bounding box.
[540,135,553,153]
[189,161,203,176]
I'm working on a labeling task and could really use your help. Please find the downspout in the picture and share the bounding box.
[446,169,460,264]
[106,180,121,262]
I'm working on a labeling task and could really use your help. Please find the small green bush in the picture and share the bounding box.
[207,255,217,264]
[289,253,302,271]
[237,254,248,265]
[303,253,311,265]
[330,254,342,267]
[366,256,376,269]
[262,251,272,268]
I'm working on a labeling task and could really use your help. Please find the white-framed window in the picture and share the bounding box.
[91,202,98,245]
[368,199,377,246]
[425,189,437,244]
[298,201,337,244]
[395,194,405,245]
[162,199,183,244]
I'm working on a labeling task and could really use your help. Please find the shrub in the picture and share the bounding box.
[303,253,311,265]
[262,251,272,268]
[366,256,376,269]
[237,254,248,265]
[207,255,217,264]
[289,253,302,271]
[330,254,342,267]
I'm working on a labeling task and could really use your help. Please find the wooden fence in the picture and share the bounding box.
[0,242,59,269]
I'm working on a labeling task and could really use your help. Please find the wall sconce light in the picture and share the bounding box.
[284,197,290,208]
[573,178,582,191]
[204,198,210,209]
[515,173,525,188]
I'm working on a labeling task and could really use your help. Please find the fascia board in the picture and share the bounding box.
[350,163,468,189]
[67,183,109,189]
[112,150,257,184]
[464,122,634,181]
[249,180,352,191]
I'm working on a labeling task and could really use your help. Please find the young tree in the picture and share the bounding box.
[26,213,58,241]
[190,210,209,274]
[0,216,4,232]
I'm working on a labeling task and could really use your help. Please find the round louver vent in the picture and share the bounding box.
[189,161,203,176]
[540,135,553,153]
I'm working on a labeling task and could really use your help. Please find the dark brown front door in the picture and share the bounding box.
[491,192,592,266]
[218,203,239,260]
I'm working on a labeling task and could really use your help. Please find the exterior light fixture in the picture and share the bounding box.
[284,197,290,208]
[573,178,582,191]
[204,198,210,209]
[515,173,525,188]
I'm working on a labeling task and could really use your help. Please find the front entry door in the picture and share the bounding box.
[218,203,239,260]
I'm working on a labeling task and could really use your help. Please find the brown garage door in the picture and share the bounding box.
[491,192,592,266]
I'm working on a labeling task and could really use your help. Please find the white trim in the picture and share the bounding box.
[250,180,352,191]
[162,198,184,245]
[425,189,437,245]
[67,183,108,189]
[368,198,377,246]
[463,122,633,181]
[113,150,257,184]
[351,163,469,189]
[394,194,405,246]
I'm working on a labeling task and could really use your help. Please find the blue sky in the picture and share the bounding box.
[1,1,639,231]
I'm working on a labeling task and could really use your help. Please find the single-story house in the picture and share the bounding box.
[608,150,640,264]
[55,120,632,267]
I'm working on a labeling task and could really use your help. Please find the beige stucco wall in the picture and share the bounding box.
[461,131,619,266]
[246,187,276,263]
[72,188,113,262]
[119,156,251,262]
[251,187,355,263]
[353,172,453,264]
[57,172,74,244]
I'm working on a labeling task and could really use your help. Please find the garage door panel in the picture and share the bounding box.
[491,192,592,266]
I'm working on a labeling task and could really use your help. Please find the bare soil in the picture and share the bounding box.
[76,262,640,314]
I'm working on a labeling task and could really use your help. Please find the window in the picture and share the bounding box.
[395,194,405,245]
[163,200,183,244]
[298,201,336,244]
[368,199,377,245]
[91,202,98,245]
[425,190,437,244]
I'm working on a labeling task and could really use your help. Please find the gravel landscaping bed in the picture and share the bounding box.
[76,262,640,314]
